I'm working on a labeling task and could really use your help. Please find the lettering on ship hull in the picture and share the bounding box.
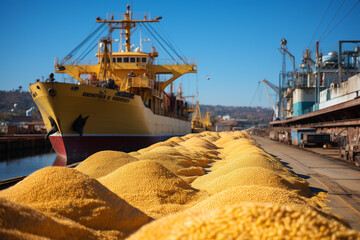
[82,92,130,103]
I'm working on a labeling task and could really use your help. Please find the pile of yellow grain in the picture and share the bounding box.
[191,185,309,210]
[1,130,358,239]
[135,146,205,177]
[174,145,214,167]
[98,160,208,219]
[192,167,295,194]
[179,137,220,160]
[137,141,178,154]
[128,203,359,240]
[75,150,138,178]
[0,198,121,239]
[166,136,185,143]
[199,132,220,142]
[0,167,150,237]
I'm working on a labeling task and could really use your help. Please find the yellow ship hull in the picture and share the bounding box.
[29,82,191,162]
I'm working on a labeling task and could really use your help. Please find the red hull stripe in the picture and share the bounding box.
[49,135,182,164]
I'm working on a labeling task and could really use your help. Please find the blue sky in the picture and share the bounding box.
[0,0,359,107]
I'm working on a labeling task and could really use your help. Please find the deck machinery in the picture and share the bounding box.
[269,39,360,165]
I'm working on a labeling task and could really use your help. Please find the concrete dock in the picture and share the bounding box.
[252,135,360,230]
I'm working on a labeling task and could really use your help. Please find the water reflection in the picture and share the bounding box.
[0,153,58,180]
[0,143,52,161]
[53,155,67,167]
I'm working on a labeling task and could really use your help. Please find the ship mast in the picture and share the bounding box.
[96,4,160,52]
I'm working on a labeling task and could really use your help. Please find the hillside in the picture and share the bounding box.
[200,104,273,123]
[0,90,41,122]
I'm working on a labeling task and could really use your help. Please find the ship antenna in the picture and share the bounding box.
[96,5,160,53]
[131,0,134,19]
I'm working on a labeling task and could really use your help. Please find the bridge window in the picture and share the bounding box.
[142,58,147,63]
[130,57,136,63]
[123,57,129,63]
[113,58,116,62]
[117,57,122,63]
[137,57,140,62]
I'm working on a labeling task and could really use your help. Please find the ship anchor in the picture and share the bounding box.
[72,115,89,136]
[45,116,59,140]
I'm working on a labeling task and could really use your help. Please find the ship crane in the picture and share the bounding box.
[262,79,279,120]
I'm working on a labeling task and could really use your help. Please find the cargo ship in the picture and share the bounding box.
[29,5,197,163]
[267,38,360,165]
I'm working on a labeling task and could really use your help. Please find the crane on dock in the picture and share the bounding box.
[262,79,279,120]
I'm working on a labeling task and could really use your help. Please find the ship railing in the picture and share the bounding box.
[153,58,197,65]
[55,58,98,66]
[120,76,155,91]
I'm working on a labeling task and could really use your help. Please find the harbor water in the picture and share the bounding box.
[0,153,62,180]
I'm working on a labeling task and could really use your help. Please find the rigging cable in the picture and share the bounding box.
[318,0,347,41]
[307,0,333,48]
[78,24,109,61]
[249,81,260,106]
[322,0,360,42]
[152,23,185,60]
[63,23,106,61]
[139,23,174,59]
[157,22,185,58]
[139,22,177,60]
[146,23,185,62]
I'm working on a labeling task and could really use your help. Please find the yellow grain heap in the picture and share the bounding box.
[218,138,258,157]
[191,185,309,210]
[179,137,220,160]
[75,150,138,179]
[127,203,360,240]
[0,198,121,240]
[180,133,198,140]
[0,167,150,236]
[198,131,220,142]
[3,130,358,239]
[214,134,240,147]
[195,143,311,196]
[135,146,204,176]
[177,166,205,176]
[174,145,214,167]
[137,141,178,154]
[180,136,219,151]
[98,160,208,219]
[192,166,295,194]
[166,136,185,143]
